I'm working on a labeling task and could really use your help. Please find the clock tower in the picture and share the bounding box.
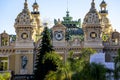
[52,19,66,46]
[83,0,103,52]
[14,0,35,74]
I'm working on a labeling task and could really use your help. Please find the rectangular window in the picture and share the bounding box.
[0,57,8,71]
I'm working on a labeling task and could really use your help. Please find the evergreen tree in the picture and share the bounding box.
[34,27,57,80]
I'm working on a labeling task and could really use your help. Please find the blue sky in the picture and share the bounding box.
[0,0,120,34]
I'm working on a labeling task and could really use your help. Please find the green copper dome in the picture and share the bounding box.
[54,11,83,36]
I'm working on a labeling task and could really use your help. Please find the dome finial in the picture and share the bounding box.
[58,19,61,24]
[66,0,70,17]
[91,0,95,8]
[66,11,69,17]
[3,30,6,33]
[24,0,28,9]
[90,0,96,12]
[100,0,107,7]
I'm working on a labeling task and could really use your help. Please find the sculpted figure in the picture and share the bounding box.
[21,56,28,69]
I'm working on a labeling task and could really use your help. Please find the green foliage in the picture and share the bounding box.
[80,48,96,58]
[89,63,106,80]
[68,48,98,80]
[0,72,11,80]
[0,74,5,80]
[65,30,71,41]
[45,48,98,80]
[42,51,62,67]
[68,52,83,72]
[43,51,72,80]
[44,71,57,80]
[34,27,57,80]
[72,62,106,80]
[114,48,120,80]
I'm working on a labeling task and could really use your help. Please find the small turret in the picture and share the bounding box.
[99,0,108,15]
[99,0,113,35]
[32,0,39,14]
[31,0,43,42]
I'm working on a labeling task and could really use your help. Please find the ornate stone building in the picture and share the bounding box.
[0,0,119,78]
[0,0,43,78]
[52,0,117,62]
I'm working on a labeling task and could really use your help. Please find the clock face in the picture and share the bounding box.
[54,31,63,41]
[21,33,28,39]
[90,32,97,39]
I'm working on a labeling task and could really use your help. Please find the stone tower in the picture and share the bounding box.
[14,0,35,74]
[31,0,43,42]
[52,20,66,47]
[83,0,103,52]
[99,0,113,35]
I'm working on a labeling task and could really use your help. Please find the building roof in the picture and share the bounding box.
[83,0,101,25]
[54,11,83,36]
[14,0,33,26]
[100,0,107,7]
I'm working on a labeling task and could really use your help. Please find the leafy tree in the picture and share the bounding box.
[44,48,96,80]
[43,51,72,80]
[0,72,11,80]
[68,48,96,73]
[72,62,106,80]
[65,30,71,41]
[0,74,5,80]
[45,62,72,80]
[89,63,106,80]
[114,48,120,80]
[34,27,57,80]
[106,68,114,80]
[70,48,96,80]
